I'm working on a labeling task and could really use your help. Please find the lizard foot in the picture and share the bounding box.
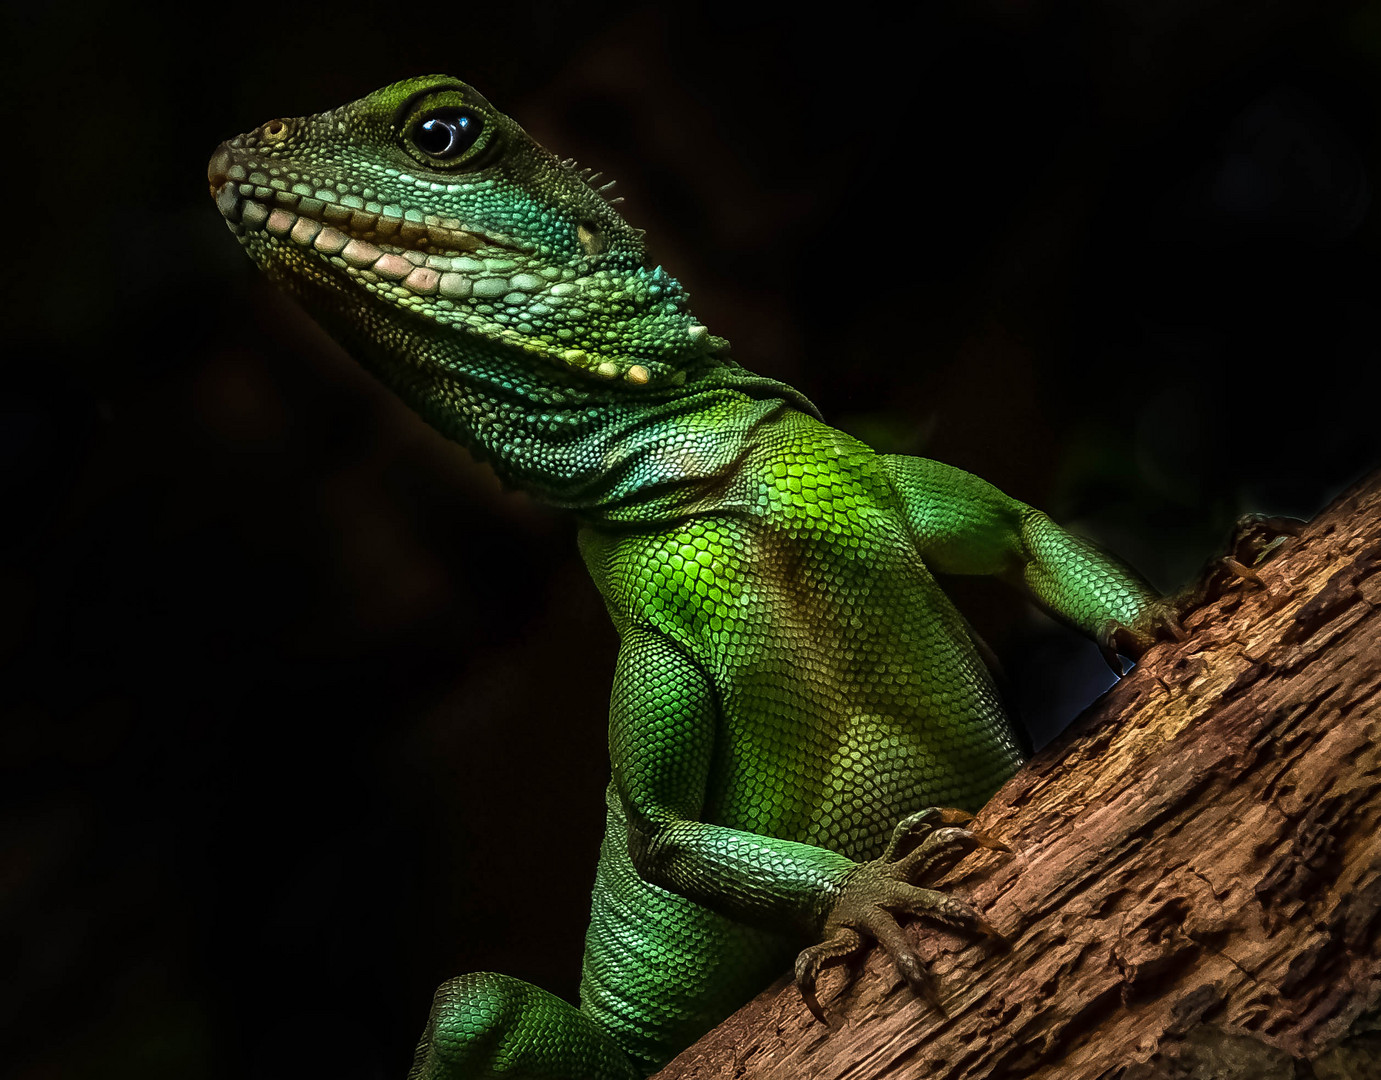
[1214,513,1303,589]
[1096,599,1188,675]
[1097,513,1305,675]
[795,808,1008,1023]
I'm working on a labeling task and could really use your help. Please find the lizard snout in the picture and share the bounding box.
[207,143,233,198]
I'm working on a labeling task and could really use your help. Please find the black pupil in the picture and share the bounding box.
[415,111,480,158]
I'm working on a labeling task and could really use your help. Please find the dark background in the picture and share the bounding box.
[5,2,1380,1077]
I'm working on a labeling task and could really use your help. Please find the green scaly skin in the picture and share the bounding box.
[209,76,1183,1079]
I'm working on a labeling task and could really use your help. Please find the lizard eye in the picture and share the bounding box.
[411,109,483,159]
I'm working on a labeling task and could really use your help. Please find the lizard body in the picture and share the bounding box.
[209,76,1175,1079]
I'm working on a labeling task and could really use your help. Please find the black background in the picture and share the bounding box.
[5,3,1381,1077]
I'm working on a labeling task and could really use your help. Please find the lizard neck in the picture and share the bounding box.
[318,298,820,525]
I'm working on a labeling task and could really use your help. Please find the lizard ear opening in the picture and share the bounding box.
[578,222,606,258]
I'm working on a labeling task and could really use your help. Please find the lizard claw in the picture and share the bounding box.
[1096,512,1304,673]
[1199,514,1304,600]
[795,927,864,1025]
[1221,555,1265,589]
[965,827,1012,854]
[1215,515,1301,589]
[1098,596,1189,672]
[795,809,1011,1022]
[972,914,1010,948]
[1099,630,1126,676]
[1164,611,1189,641]
[881,806,975,861]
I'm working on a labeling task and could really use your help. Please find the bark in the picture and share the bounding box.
[655,472,1381,1080]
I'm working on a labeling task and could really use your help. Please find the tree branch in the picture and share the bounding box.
[655,472,1381,1079]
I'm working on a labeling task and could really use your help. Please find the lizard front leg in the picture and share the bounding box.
[881,455,1183,666]
[883,459,1299,672]
[610,632,1008,1031]
[611,629,857,936]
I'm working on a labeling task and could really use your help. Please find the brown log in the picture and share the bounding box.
[655,472,1381,1079]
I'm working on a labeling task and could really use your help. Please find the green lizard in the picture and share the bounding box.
[209,76,1188,1079]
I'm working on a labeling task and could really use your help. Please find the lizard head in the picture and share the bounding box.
[209,75,718,390]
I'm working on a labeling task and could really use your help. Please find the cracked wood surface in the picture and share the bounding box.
[654,472,1381,1079]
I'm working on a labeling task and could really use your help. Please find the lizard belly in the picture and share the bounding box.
[703,537,1020,860]
[614,489,1018,855]
[590,504,1023,857]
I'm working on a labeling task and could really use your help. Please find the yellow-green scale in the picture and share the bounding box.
[586,410,1022,846]
[575,410,1024,1068]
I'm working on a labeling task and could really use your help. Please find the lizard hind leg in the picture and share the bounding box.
[406,972,639,1080]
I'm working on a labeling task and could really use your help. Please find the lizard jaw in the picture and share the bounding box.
[209,143,544,303]
[208,135,707,387]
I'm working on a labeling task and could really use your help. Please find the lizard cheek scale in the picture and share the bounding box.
[211,76,1180,1080]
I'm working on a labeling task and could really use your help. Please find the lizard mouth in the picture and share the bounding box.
[208,143,530,299]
